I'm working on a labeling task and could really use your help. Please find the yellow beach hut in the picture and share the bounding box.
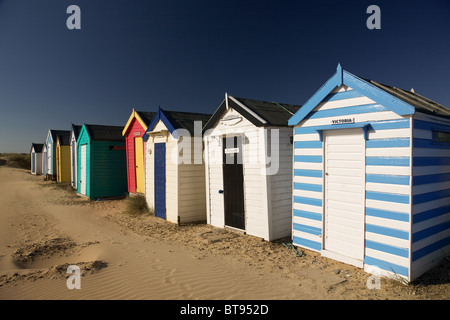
[55,131,71,183]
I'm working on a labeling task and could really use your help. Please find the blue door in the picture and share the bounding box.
[154,143,166,219]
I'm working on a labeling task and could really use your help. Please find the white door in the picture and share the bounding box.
[47,144,52,174]
[323,129,365,267]
[31,153,35,173]
[80,145,87,195]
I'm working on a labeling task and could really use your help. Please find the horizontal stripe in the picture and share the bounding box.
[368,147,410,157]
[294,148,323,156]
[294,196,322,207]
[413,205,450,224]
[414,138,450,149]
[306,104,388,120]
[413,157,450,166]
[369,119,410,130]
[293,236,322,251]
[323,90,363,102]
[293,209,322,221]
[366,174,410,185]
[412,236,450,261]
[364,256,409,277]
[412,221,450,242]
[293,162,322,170]
[366,165,410,176]
[294,169,322,178]
[366,182,410,195]
[366,138,410,148]
[294,182,322,192]
[294,119,409,135]
[365,207,410,222]
[367,128,411,140]
[413,188,450,205]
[413,119,450,132]
[413,147,450,157]
[365,240,409,258]
[293,133,320,141]
[366,157,410,166]
[299,111,407,129]
[294,155,323,163]
[293,223,322,236]
[413,173,450,185]
[366,224,409,240]
[366,191,410,204]
[294,141,322,149]
[414,181,450,195]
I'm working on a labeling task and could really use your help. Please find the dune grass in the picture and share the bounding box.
[0,153,31,170]
[124,194,153,216]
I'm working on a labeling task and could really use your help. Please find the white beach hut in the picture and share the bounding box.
[142,108,212,224]
[202,94,301,241]
[30,143,44,175]
[70,124,82,189]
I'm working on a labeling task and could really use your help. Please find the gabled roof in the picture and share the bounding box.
[83,124,125,142]
[71,124,82,140]
[30,143,44,153]
[362,79,450,119]
[56,131,71,146]
[202,94,302,132]
[122,108,157,136]
[142,107,212,141]
[47,129,71,144]
[288,64,450,126]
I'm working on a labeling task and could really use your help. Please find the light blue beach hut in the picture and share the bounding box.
[289,64,450,282]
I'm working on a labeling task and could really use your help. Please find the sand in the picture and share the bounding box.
[0,165,448,300]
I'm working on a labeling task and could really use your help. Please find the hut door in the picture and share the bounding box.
[43,149,47,174]
[323,129,365,267]
[80,145,87,195]
[134,137,145,193]
[71,141,76,187]
[47,144,52,174]
[154,143,166,220]
[222,136,245,230]
[32,153,35,173]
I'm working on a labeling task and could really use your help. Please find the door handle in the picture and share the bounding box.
[218,190,224,194]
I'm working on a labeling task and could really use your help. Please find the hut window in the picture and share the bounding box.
[432,130,450,144]
[289,135,293,145]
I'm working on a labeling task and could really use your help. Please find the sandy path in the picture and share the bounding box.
[0,167,329,300]
[0,166,448,301]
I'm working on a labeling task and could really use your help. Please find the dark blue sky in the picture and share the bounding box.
[0,0,449,152]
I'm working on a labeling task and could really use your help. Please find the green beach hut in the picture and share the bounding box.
[76,124,128,200]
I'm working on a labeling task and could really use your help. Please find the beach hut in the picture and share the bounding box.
[142,108,211,223]
[70,124,82,188]
[122,109,156,194]
[202,94,301,241]
[288,64,450,281]
[30,143,44,175]
[55,131,71,183]
[76,124,127,200]
[44,129,71,180]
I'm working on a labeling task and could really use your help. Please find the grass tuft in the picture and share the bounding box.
[124,194,153,216]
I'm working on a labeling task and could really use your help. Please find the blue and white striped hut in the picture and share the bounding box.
[288,64,450,282]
